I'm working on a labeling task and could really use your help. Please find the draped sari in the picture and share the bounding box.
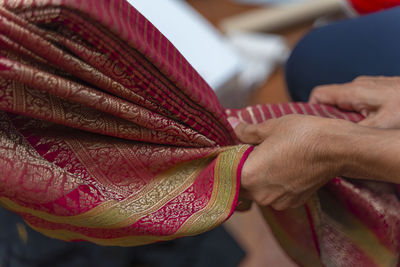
[0,1,399,266]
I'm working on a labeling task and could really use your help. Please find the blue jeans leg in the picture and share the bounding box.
[285,7,400,102]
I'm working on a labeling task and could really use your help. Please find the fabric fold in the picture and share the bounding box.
[0,1,399,267]
[0,0,246,246]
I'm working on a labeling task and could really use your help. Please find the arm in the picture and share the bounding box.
[230,113,400,210]
[339,125,400,183]
[310,76,400,180]
[232,76,400,210]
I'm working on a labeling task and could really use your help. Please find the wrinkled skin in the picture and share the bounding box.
[310,76,400,129]
[231,76,400,210]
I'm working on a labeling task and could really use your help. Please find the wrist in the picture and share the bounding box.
[339,126,400,182]
[312,119,360,178]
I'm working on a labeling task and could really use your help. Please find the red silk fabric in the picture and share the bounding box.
[0,1,399,266]
[0,0,248,246]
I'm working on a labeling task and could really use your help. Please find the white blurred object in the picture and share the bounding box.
[228,32,288,90]
[128,0,242,92]
[127,0,287,107]
[214,32,288,108]
[221,0,342,33]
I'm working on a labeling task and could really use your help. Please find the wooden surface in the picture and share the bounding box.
[188,0,259,26]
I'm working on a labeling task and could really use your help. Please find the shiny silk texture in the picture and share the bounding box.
[0,1,399,266]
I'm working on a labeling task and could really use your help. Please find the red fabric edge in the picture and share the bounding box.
[225,145,254,221]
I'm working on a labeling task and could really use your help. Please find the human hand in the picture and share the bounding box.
[310,76,400,129]
[229,115,357,210]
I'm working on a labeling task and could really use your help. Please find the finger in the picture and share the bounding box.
[251,189,283,207]
[229,118,277,144]
[311,83,383,112]
[310,84,360,110]
[270,177,328,210]
[358,110,398,129]
[234,122,261,144]
[358,115,380,127]
[360,109,369,117]
[358,108,388,127]
[227,117,241,130]
[227,117,258,143]
[270,194,292,211]
[353,75,374,82]
[309,84,352,105]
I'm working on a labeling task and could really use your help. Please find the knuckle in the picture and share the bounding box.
[271,202,286,211]
[246,125,259,137]
[245,125,264,142]
[241,175,257,191]
[259,199,270,207]
[236,124,258,143]
[351,85,363,95]
[312,85,323,92]
[235,125,246,139]
[254,195,271,206]
[261,200,271,207]
[311,85,328,95]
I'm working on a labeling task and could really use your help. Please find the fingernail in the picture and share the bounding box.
[227,117,240,129]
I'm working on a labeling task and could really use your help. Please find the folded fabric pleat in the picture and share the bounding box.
[0,0,249,247]
[0,1,399,266]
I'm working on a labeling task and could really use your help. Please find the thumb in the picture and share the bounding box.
[358,109,396,129]
[227,117,275,144]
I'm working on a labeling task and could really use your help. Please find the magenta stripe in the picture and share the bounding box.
[281,103,294,115]
[227,146,254,220]
[271,104,283,117]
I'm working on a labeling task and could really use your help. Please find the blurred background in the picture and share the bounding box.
[130,0,349,108]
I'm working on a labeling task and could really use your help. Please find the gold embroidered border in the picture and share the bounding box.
[22,144,250,247]
[0,156,214,228]
[175,145,250,236]
[93,158,213,228]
